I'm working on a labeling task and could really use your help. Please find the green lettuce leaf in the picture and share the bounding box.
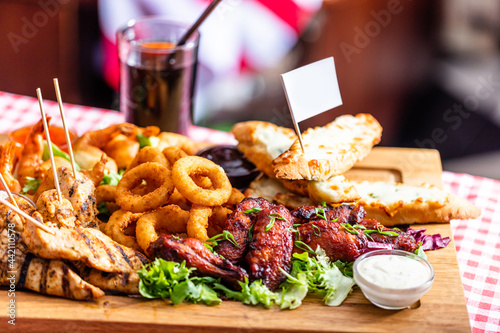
[137,258,221,305]
[214,278,278,308]
[42,142,81,171]
[20,177,41,195]
[137,133,160,148]
[100,169,124,186]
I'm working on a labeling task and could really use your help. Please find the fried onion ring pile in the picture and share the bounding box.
[95,142,245,255]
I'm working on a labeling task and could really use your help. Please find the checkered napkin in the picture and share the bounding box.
[0,91,498,332]
[444,171,500,333]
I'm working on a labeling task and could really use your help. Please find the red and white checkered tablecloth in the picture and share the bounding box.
[0,91,498,332]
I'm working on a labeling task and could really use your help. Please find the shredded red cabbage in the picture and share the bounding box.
[406,228,451,251]
[360,242,394,255]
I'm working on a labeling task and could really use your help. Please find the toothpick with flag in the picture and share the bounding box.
[280,56,343,152]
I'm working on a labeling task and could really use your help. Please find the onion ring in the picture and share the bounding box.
[105,210,143,251]
[187,204,212,242]
[116,162,174,213]
[207,206,232,238]
[172,156,232,206]
[136,205,190,252]
[167,189,191,210]
[96,185,117,205]
[162,146,188,166]
[126,146,169,173]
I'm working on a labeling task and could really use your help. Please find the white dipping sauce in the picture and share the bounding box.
[357,255,431,289]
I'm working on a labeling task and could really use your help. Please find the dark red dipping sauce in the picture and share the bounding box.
[197,145,260,190]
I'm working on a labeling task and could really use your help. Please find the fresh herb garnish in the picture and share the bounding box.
[321,201,327,207]
[21,177,41,195]
[294,240,315,255]
[136,133,160,148]
[414,241,427,260]
[248,223,255,241]
[340,223,360,235]
[243,207,263,214]
[314,207,327,221]
[265,213,285,232]
[312,224,321,237]
[205,230,238,248]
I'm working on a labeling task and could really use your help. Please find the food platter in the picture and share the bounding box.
[0,147,471,332]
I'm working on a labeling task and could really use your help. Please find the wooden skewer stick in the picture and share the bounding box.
[0,173,21,211]
[53,78,77,178]
[36,88,63,203]
[0,197,55,235]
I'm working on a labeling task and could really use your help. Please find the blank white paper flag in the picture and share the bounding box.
[281,57,342,122]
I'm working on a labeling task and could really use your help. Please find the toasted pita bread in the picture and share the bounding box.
[272,114,382,181]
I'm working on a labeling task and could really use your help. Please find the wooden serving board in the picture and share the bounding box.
[1,147,470,332]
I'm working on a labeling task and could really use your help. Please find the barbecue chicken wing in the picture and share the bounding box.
[245,204,295,290]
[215,197,271,264]
[297,220,368,262]
[148,234,248,289]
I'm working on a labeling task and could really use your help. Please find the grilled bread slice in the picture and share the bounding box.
[351,181,481,226]
[272,114,382,181]
[307,176,361,203]
[231,121,297,178]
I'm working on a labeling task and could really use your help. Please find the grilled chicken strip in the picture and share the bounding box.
[246,204,295,290]
[297,220,369,262]
[292,204,366,225]
[23,212,148,274]
[57,167,98,228]
[216,197,271,264]
[70,261,140,294]
[17,254,105,300]
[0,203,104,300]
[148,234,248,289]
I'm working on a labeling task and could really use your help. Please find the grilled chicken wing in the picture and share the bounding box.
[148,234,248,289]
[57,167,98,228]
[245,204,294,290]
[297,220,368,262]
[216,197,271,264]
[23,212,148,274]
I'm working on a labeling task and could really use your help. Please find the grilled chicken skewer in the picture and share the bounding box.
[0,196,104,300]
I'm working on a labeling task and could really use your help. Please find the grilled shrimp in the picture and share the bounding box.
[73,123,160,171]
[0,142,21,192]
[16,119,46,188]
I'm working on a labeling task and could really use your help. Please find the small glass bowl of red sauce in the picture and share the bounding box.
[197,145,260,190]
[8,124,77,158]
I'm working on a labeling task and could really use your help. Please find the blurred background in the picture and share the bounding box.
[0,0,499,179]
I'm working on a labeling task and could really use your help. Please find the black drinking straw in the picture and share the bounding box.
[176,0,223,47]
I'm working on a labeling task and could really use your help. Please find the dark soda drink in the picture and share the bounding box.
[119,37,199,135]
